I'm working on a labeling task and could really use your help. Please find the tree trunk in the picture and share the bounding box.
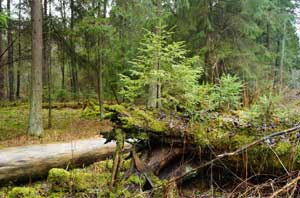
[47,0,52,129]
[59,0,66,90]
[16,0,22,99]
[60,44,65,89]
[96,0,107,120]
[279,20,286,91]
[28,0,43,136]
[0,138,130,185]
[70,0,78,98]
[0,0,4,100]
[42,0,48,87]
[7,0,14,101]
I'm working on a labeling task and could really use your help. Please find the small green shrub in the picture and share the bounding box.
[241,93,282,125]
[194,74,242,120]
[215,74,243,111]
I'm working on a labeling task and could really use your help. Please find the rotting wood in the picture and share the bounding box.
[0,138,130,185]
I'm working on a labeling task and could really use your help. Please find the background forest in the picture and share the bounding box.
[0,0,299,109]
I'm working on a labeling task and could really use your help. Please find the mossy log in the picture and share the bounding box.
[0,138,130,185]
[42,102,84,109]
[103,105,300,195]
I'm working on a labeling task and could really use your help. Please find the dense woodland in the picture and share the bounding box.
[0,0,300,110]
[1,0,300,197]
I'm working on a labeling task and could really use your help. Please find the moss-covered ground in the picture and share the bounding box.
[0,159,157,198]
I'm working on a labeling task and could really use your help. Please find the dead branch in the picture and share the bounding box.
[167,124,300,185]
[270,172,300,198]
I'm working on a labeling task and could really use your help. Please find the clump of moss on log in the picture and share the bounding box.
[47,168,71,192]
[7,187,39,198]
[40,159,150,197]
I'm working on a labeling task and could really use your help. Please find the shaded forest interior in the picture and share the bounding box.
[1,0,300,197]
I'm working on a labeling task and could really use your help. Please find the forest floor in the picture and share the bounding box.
[0,104,112,148]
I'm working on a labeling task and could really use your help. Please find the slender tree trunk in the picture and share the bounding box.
[70,0,78,98]
[279,21,286,91]
[42,0,48,87]
[7,0,14,101]
[61,44,65,89]
[59,0,66,90]
[28,0,43,136]
[16,0,22,99]
[96,0,107,120]
[0,0,4,100]
[47,0,52,129]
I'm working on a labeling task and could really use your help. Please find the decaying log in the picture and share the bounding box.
[0,138,130,185]
[105,105,300,196]
[155,124,300,187]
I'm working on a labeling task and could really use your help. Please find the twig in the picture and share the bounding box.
[270,172,300,198]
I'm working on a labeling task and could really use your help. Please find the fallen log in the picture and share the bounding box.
[103,105,300,196]
[0,138,130,185]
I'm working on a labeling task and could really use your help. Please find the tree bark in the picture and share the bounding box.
[0,138,130,185]
[279,20,286,90]
[70,0,78,98]
[42,0,48,87]
[16,0,22,99]
[96,0,107,120]
[59,0,66,90]
[28,0,43,136]
[0,0,4,100]
[7,0,14,101]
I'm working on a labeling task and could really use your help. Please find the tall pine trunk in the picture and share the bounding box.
[279,20,286,91]
[47,0,52,128]
[7,0,14,101]
[16,0,22,99]
[28,0,43,136]
[70,0,78,98]
[96,0,107,120]
[0,0,4,100]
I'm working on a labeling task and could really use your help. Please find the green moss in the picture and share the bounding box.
[122,160,131,170]
[47,168,71,192]
[106,160,113,171]
[292,145,300,167]
[231,134,255,149]
[275,141,291,156]
[106,104,129,115]
[127,175,142,185]
[47,192,65,198]
[71,169,94,192]
[96,172,111,187]
[193,126,209,147]
[122,109,167,133]
[7,187,38,198]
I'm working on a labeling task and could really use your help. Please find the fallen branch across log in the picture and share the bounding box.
[161,124,300,186]
[128,124,300,196]
[0,138,130,185]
